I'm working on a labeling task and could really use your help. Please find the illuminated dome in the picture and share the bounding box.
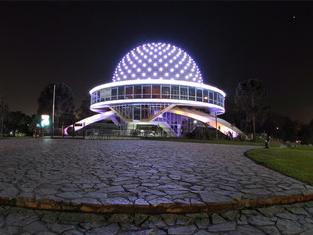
[113,42,203,83]
[64,41,244,139]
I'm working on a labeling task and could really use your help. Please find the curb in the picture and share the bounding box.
[1,194,313,214]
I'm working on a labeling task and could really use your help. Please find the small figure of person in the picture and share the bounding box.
[228,131,233,140]
[265,133,270,149]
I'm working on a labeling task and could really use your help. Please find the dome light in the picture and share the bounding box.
[112,42,204,83]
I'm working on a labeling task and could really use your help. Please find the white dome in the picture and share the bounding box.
[112,42,203,83]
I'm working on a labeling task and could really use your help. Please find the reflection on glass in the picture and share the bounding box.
[125,86,133,99]
[162,85,170,99]
[143,85,151,98]
[152,85,160,98]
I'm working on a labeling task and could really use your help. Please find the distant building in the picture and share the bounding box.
[65,42,242,137]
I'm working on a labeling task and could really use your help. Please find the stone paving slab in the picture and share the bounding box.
[1,201,313,234]
[0,139,313,210]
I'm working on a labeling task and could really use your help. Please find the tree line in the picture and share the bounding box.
[0,83,91,137]
[0,81,313,144]
[222,79,313,144]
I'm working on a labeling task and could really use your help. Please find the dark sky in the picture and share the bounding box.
[0,2,313,123]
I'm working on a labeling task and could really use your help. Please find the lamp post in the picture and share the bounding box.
[215,112,218,140]
[52,84,56,137]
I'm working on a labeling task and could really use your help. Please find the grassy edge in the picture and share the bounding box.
[140,137,264,146]
[244,148,313,186]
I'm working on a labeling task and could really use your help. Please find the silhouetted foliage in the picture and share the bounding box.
[6,111,32,136]
[299,120,313,144]
[221,95,246,131]
[262,112,300,142]
[76,96,94,120]
[37,83,75,128]
[235,79,268,140]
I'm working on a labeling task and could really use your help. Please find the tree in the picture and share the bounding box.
[76,96,94,120]
[221,94,246,131]
[235,79,267,141]
[37,83,75,129]
[262,112,299,141]
[299,120,313,144]
[6,111,32,136]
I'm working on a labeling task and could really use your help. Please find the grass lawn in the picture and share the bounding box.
[246,146,313,185]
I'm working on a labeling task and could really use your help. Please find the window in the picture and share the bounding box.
[125,86,133,99]
[180,86,188,100]
[171,85,179,99]
[91,92,97,104]
[111,88,117,100]
[218,94,222,106]
[213,92,218,104]
[118,86,124,99]
[134,85,142,98]
[97,91,100,102]
[141,105,149,119]
[209,91,214,103]
[196,88,203,102]
[100,88,110,101]
[134,105,141,120]
[217,94,224,107]
[203,90,208,102]
[189,87,195,100]
[152,85,160,98]
[142,85,151,98]
[162,85,170,99]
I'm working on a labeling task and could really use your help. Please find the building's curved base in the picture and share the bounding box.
[64,111,115,135]
[64,107,243,138]
[168,107,244,138]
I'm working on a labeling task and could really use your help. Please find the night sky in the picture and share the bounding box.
[0,2,312,123]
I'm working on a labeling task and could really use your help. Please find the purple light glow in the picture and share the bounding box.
[64,111,115,135]
[112,42,203,83]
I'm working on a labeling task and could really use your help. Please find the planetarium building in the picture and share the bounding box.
[66,42,243,137]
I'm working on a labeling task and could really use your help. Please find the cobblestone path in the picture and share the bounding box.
[1,202,313,234]
[0,139,313,206]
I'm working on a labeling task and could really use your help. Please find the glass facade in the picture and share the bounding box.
[111,103,169,120]
[91,84,225,107]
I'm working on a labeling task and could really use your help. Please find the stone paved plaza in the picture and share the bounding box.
[1,201,313,234]
[0,138,313,206]
[1,138,313,234]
